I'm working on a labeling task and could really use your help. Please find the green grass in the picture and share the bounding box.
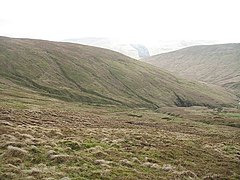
[143,43,240,99]
[0,36,239,179]
[0,36,237,109]
[222,113,240,118]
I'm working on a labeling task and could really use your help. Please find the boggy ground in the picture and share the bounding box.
[0,105,240,180]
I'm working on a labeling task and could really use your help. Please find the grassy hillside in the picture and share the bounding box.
[143,44,240,97]
[0,37,239,179]
[0,36,237,108]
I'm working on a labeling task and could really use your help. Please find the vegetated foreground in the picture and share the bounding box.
[0,102,239,179]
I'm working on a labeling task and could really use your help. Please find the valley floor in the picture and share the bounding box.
[0,104,240,179]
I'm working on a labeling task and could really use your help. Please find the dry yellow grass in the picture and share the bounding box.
[0,105,239,179]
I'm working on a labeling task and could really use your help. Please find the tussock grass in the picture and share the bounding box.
[3,146,28,159]
[0,97,239,179]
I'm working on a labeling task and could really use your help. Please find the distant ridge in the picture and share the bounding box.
[64,37,150,59]
[144,44,240,98]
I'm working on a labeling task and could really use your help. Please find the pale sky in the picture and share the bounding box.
[0,0,240,43]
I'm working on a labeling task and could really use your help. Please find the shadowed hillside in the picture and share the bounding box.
[143,44,240,98]
[0,37,237,108]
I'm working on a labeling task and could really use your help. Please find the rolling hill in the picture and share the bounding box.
[143,44,240,98]
[0,36,237,108]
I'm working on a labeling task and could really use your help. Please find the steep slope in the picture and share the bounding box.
[144,44,240,98]
[0,36,237,108]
